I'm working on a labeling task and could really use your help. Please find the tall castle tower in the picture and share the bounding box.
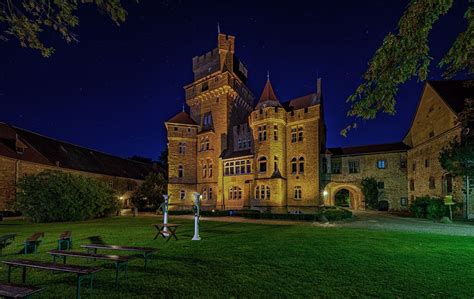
[166,33,255,209]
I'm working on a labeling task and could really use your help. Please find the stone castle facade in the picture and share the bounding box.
[166,33,473,216]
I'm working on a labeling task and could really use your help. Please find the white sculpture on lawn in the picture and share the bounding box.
[192,193,201,241]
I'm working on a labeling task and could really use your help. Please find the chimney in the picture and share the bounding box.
[316,78,322,100]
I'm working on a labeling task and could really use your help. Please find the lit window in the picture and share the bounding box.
[400,197,408,207]
[377,160,385,169]
[202,188,208,200]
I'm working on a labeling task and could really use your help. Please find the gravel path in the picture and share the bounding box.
[172,211,474,237]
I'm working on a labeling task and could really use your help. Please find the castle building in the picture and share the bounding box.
[166,33,473,216]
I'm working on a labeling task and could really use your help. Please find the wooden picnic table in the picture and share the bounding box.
[24,233,44,254]
[49,250,133,285]
[80,244,158,269]
[0,234,16,255]
[153,223,180,241]
[58,231,72,250]
[2,259,102,299]
[0,282,43,298]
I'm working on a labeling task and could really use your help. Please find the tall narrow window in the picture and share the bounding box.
[202,188,208,200]
[331,160,341,174]
[255,186,260,199]
[262,125,267,141]
[178,165,184,178]
[410,179,415,191]
[297,126,304,142]
[444,174,453,194]
[294,186,302,199]
[274,156,279,172]
[209,187,213,200]
[240,162,245,174]
[273,125,278,141]
[229,161,235,175]
[202,165,207,178]
[377,160,385,169]
[224,162,230,176]
[291,127,297,143]
[179,142,186,154]
[412,162,416,171]
[258,157,267,173]
[205,137,210,150]
[291,158,297,174]
[261,185,265,199]
[425,159,430,168]
[208,164,213,178]
[246,160,251,173]
[429,176,436,189]
[266,186,270,199]
[179,190,185,200]
[299,157,305,173]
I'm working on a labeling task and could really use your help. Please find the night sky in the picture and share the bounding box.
[0,0,470,159]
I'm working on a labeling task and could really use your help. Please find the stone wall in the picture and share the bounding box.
[0,155,143,211]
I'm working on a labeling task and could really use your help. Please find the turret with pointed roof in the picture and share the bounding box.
[255,76,282,110]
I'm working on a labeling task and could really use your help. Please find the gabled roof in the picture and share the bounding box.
[428,80,474,114]
[328,142,410,156]
[255,79,281,109]
[0,122,156,180]
[167,111,197,125]
[282,93,320,110]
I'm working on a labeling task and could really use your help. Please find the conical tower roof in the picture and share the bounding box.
[255,77,281,110]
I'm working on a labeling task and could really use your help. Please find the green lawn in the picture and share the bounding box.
[0,216,472,298]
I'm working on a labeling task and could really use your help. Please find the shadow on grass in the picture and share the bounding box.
[87,236,106,245]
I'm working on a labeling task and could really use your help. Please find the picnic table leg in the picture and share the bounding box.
[24,242,27,254]
[89,273,94,289]
[114,262,119,286]
[76,274,82,299]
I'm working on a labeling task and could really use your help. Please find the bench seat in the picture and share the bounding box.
[0,283,43,298]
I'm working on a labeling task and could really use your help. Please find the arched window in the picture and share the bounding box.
[205,137,210,150]
[322,157,328,174]
[229,187,242,200]
[299,157,305,173]
[260,185,265,199]
[178,165,184,178]
[208,164,213,178]
[202,165,207,178]
[202,187,208,200]
[209,187,213,200]
[179,190,185,200]
[258,157,267,173]
[266,186,270,199]
[429,176,436,189]
[291,158,297,174]
[255,186,260,199]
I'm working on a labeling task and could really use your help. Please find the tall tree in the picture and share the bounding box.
[342,0,473,136]
[0,0,132,57]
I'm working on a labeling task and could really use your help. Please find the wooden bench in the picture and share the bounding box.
[0,282,43,298]
[2,259,102,299]
[24,233,44,254]
[0,234,16,255]
[49,250,133,285]
[81,244,158,269]
[58,231,72,250]
[153,224,180,242]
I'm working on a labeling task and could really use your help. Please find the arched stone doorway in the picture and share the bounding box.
[323,182,365,210]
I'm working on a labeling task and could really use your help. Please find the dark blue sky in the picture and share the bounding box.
[0,0,469,159]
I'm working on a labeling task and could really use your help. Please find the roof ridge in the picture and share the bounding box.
[12,125,151,167]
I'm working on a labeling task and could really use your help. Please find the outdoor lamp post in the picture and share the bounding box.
[192,192,201,241]
[162,195,169,235]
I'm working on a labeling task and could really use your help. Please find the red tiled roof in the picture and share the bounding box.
[167,111,197,125]
[328,142,410,156]
[255,79,281,109]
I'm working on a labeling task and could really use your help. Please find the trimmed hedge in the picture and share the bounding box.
[15,171,120,222]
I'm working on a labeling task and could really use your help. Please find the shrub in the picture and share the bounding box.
[321,208,352,221]
[361,177,379,209]
[15,171,120,222]
[409,196,448,220]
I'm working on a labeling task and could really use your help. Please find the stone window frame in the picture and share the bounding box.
[209,187,213,200]
[273,124,278,141]
[229,186,242,200]
[291,158,297,174]
[224,159,252,176]
[258,156,267,173]
[178,165,184,178]
[400,197,408,207]
[208,163,213,178]
[331,160,341,174]
[298,157,305,174]
[294,186,302,199]
[348,160,360,174]
[409,179,415,191]
[255,185,270,200]
[291,127,297,143]
[178,142,186,155]
[297,126,304,142]
[202,187,208,200]
[258,125,267,142]
[202,164,207,178]
[179,190,185,200]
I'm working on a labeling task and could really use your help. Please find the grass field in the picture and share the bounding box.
[0,216,472,298]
